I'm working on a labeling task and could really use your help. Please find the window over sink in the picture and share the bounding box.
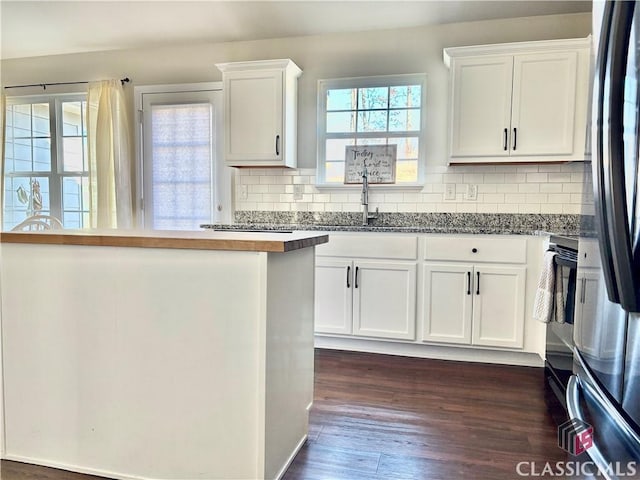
[316,74,426,186]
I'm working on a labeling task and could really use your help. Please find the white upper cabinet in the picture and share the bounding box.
[216,59,302,168]
[444,38,590,164]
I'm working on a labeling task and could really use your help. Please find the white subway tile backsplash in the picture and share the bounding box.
[518,184,540,193]
[526,173,548,183]
[483,193,505,203]
[478,184,497,193]
[505,193,527,204]
[563,204,582,214]
[540,184,563,193]
[562,183,583,193]
[463,173,484,184]
[519,204,541,214]
[548,193,572,203]
[484,173,505,183]
[548,173,572,183]
[504,173,527,183]
[233,164,590,220]
[477,203,498,213]
[541,204,564,214]
[496,184,519,193]
[525,193,548,204]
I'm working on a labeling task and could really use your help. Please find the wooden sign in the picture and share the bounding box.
[344,145,397,184]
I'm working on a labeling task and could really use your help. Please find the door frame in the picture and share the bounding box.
[134,82,232,228]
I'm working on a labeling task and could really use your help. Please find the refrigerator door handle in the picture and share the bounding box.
[566,376,615,480]
[602,1,640,312]
[593,0,623,307]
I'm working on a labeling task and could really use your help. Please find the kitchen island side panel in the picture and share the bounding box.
[0,243,272,479]
[263,247,315,480]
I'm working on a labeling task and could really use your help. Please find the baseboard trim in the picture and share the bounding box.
[274,434,307,480]
[315,336,544,367]
[1,454,150,480]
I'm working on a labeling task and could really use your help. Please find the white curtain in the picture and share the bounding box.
[86,80,133,229]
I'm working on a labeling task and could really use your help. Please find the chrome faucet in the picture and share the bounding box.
[361,163,379,226]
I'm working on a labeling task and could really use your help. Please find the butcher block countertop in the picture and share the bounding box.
[0,229,329,253]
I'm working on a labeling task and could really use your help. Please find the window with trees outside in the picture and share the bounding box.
[317,74,426,185]
[3,94,89,230]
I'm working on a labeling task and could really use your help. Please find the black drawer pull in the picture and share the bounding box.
[476,271,480,295]
[355,266,359,288]
[467,271,471,295]
[346,266,351,288]
[472,248,478,253]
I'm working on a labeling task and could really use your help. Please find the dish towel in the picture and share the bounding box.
[533,250,566,323]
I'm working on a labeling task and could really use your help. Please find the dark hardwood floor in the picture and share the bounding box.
[1,349,566,480]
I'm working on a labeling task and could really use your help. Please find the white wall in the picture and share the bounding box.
[1,12,592,216]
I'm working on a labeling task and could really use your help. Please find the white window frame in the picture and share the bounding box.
[134,83,232,229]
[3,92,89,230]
[316,73,427,188]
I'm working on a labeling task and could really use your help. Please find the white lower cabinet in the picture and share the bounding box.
[423,263,526,348]
[315,234,537,360]
[315,258,417,340]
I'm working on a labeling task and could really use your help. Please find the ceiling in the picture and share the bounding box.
[0,0,591,60]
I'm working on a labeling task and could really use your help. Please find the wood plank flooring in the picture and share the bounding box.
[1,349,566,480]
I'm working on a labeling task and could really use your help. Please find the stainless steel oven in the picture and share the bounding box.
[544,234,579,424]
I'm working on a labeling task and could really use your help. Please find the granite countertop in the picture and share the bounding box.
[203,211,589,236]
[1,229,329,253]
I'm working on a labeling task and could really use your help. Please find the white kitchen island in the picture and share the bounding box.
[0,229,328,480]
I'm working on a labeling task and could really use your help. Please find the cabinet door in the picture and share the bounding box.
[471,265,526,348]
[224,69,283,164]
[450,56,513,158]
[314,259,353,335]
[422,264,473,344]
[352,262,416,340]
[510,51,578,156]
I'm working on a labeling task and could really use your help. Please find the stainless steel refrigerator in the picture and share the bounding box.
[569,0,640,475]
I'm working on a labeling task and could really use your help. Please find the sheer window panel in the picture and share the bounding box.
[150,103,213,230]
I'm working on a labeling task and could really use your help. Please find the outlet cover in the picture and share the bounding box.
[465,184,478,201]
[445,184,456,201]
[239,185,248,201]
[293,184,304,200]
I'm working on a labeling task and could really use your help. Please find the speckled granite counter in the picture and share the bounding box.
[203,212,588,236]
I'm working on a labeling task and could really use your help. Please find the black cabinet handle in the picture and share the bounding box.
[472,248,478,253]
[467,271,471,295]
[275,135,280,156]
[513,128,517,150]
[355,266,359,288]
[476,271,480,295]
[346,266,351,288]
[503,128,508,151]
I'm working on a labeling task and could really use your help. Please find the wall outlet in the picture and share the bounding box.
[293,184,304,201]
[444,183,456,201]
[239,185,248,201]
[465,184,478,201]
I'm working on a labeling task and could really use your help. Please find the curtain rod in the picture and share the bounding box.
[3,77,131,90]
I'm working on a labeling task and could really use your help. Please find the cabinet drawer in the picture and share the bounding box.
[424,236,526,264]
[316,235,418,260]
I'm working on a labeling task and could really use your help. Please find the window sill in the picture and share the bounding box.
[314,183,425,192]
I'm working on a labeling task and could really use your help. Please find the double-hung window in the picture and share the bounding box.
[3,94,89,230]
[317,74,426,186]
